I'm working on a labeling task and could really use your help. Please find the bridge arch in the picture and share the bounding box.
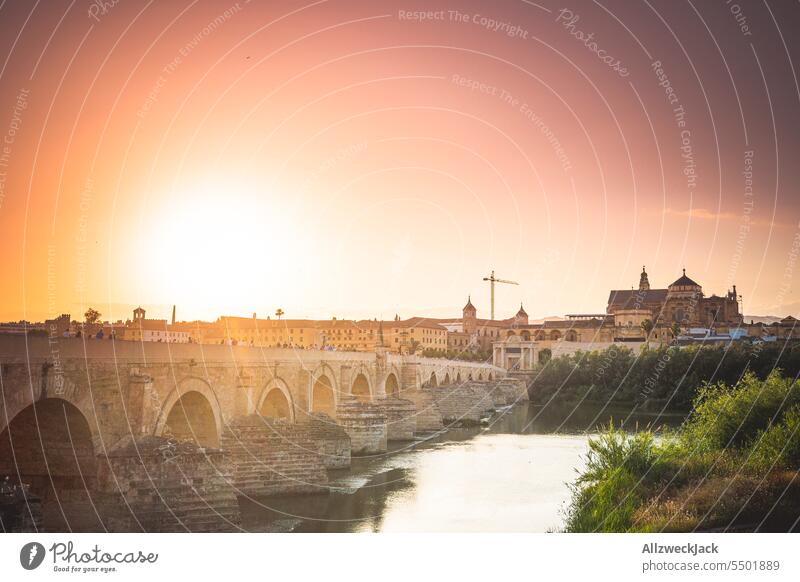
[0,398,101,531]
[0,371,100,446]
[443,372,451,385]
[310,363,340,415]
[426,372,438,387]
[456,372,462,384]
[351,373,371,402]
[155,377,223,448]
[384,372,400,398]
[311,373,337,417]
[257,378,295,422]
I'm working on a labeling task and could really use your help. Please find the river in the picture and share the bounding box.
[240,402,684,532]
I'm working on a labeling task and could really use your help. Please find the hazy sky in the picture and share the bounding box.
[1,0,798,323]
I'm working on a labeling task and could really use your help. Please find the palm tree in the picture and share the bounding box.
[670,322,681,339]
[275,308,284,320]
[641,318,654,339]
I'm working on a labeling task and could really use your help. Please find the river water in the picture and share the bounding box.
[240,403,683,533]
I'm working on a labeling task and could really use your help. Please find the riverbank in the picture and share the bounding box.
[236,401,689,532]
[562,371,800,532]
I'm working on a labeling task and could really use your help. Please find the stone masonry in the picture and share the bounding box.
[98,436,240,532]
[376,397,417,441]
[296,413,351,469]
[336,398,388,455]
[221,416,328,497]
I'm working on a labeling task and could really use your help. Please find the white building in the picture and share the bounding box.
[122,307,189,343]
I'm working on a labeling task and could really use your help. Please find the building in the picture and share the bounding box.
[607,267,742,331]
[122,307,189,343]
[381,316,448,353]
[44,313,72,336]
[169,320,226,344]
[218,315,320,348]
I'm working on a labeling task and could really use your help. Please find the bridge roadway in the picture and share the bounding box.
[0,336,524,532]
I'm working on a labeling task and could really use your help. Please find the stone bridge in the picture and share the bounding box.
[0,336,527,533]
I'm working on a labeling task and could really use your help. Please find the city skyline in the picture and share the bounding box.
[0,264,774,324]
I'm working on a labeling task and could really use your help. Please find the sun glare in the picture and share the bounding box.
[140,178,305,316]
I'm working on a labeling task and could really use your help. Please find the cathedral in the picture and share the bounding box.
[451,267,743,355]
[606,267,742,328]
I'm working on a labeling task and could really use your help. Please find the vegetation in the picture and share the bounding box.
[640,318,654,339]
[532,343,800,410]
[84,307,101,326]
[563,371,800,532]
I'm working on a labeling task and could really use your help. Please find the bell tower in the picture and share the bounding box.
[462,296,477,334]
[639,266,650,291]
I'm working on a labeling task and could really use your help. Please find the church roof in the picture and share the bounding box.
[463,296,476,311]
[516,303,528,317]
[607,289,667,309]
[670,270,701,288]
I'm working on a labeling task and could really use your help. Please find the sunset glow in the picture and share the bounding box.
[0,0,798,323]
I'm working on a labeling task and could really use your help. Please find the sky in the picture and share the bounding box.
[0,0,799,323]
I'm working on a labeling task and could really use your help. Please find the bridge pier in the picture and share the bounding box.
[430,383,492,426]
[403,389,444,433]
[336,397,388,455]
[377,397,417,441]
[297,413,351,469]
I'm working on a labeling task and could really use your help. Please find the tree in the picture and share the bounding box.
[670,322,681,339]
[275,308,284,320]
[408,339,420,354]
[84,308,101,326]
[641,319,654,339]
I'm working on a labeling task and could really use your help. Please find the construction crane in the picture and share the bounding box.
[482,270,518,320]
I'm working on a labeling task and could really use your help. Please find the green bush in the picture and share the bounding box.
[531,343,800,410]
[746,405,800,473]
[682,371,800,452]
[564,371,800,532]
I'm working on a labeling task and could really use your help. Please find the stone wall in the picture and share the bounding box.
[0,484,41,532]
[402,390,444,433]
[495,377,529,404]
[469,378,529,407]
[376,398,417,441]
[430,383,496,426]
[221,416,328,497]
[97,436,240,532]
[336,398,387,455]
[296,413,351,469]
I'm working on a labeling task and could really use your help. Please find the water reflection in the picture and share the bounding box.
[239,403,683,532]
